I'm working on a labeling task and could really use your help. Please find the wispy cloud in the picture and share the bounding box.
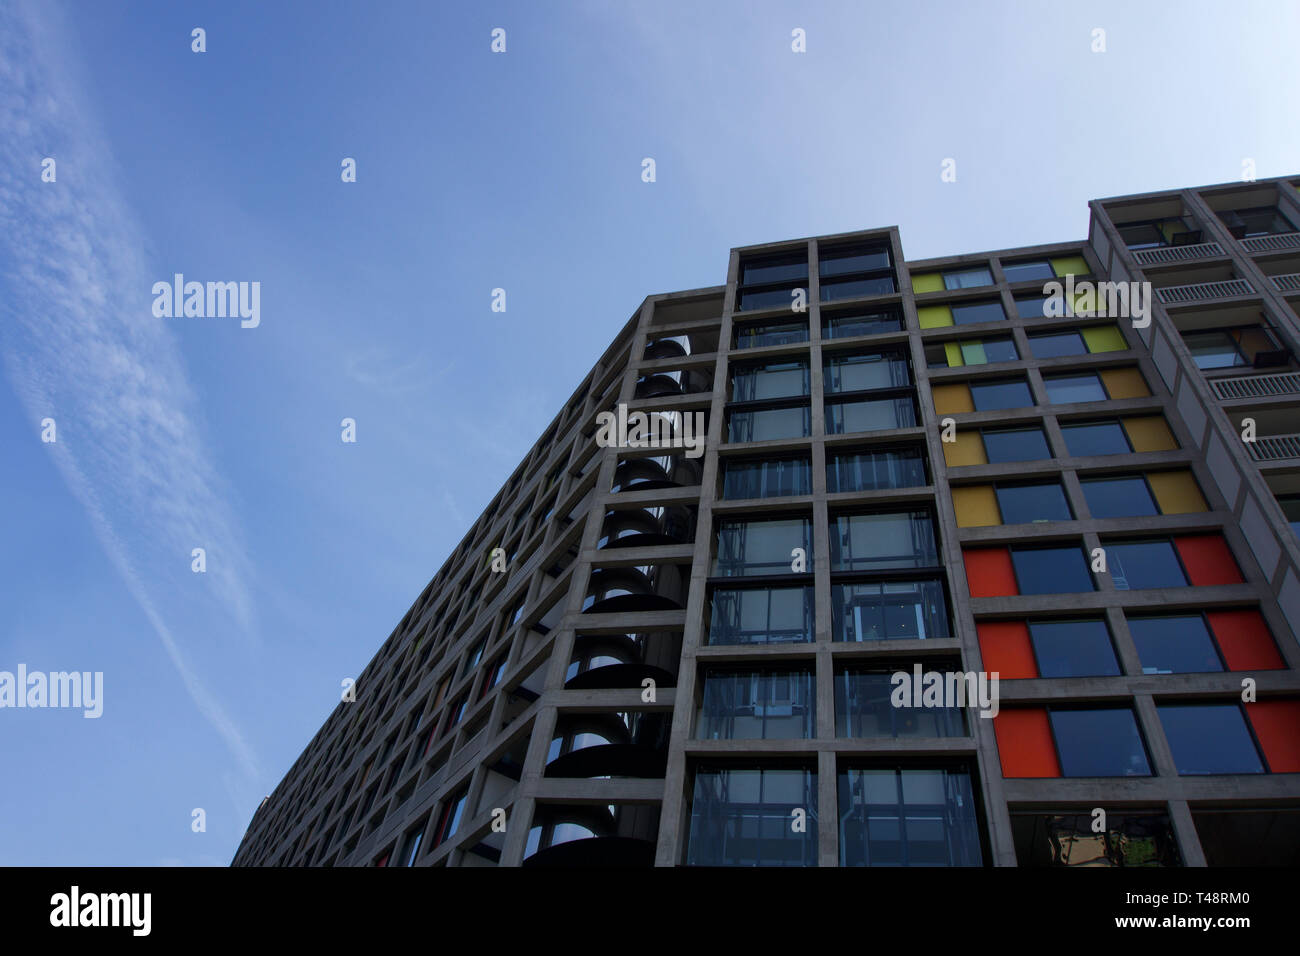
[0,1,259,778]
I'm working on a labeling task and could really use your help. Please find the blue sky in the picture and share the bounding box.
[0,0,1296,865]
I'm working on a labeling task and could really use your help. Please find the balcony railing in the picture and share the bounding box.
[1155,278,1254,304]
[1241,233,1300,254]
[1210,370,1300,400]
[1247,433,1300,464]
[1131,241,1224,266]
[1271,273,1300,293]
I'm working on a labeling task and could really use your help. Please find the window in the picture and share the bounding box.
[1050,708,1151,776]
[714,516,812,577]
[832,579,950,641]
[1010,546,1094,595]
[1278,495,1300,539]
[1027,331,1086,358]
[734,318,808,349]
[738,254,808,312]
[397,824,424,867]
[698,669,815,739]
[709,586,814,645]
[943,267,994,290]
[433,787,468,847]
[1081,475,1159,518]
[969,378,1033,411]
[1015,295,1051,319]
[1219,205,1294,239]
[832,511,938,571]
[1028,619,1120,677]
[836,670,967,737]
[1012,811,1181,867]
[1044,373,1105,404]
[687,766,818,866]
[826,396,916,433]
[1002,260,1055,283]
[1128,615,1223,674]
[824,350,910,393]
[926,337,1018,368]
[722,456,811,499]
[461,637,486,677]
[819,242,896,301]
[1183,331,1246,369]
[1107,540,1187,590]
[732,360,809,401]
[728,405,810,442]
[1061,420,1131,457]
[982,426,1050,463]
[994,482,1073,524]
[950,299,1006,325]
[1158,704,1264,775]
[820,275,896,300]
[822,308,902,339]
[827,447,926,492]
[839,768,981,866]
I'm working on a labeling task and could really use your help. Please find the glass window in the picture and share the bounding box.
[698,669,815,739]
[1002,260,1055,283]
[738,286,803,311]
[1028,331,1087,358]
[1219,206,1294,238]
[995,482,1073,524]
[824,350,910,393]
[969,378,1034,411]
[722,457,811,499]
[966,337,1019,364]
[741,255,807,286]
[839,768,982,867]
[982,426,1050,463]
[827,447,926,492]
[732,360,809,401]
[687,766,818,866]
[1107,539,1187,590]
[943,267,994,290]
[1050,709,1151,776]
[1044,373,1106,404]
[709,586,814,645]
[823,309,902,339]
[951,299,1006,325]
[728,405,810,442]
[735,319,808,349]
[1061,420,1131,457]
[832,579,950,642]
[435,788,468,845]
[1029,619,1120,677]
[1182,331,1247,370]
[832,512,938,571]
[1012,811,1181,867]
[1015,295,1051,319]
[1158,704,1265,775]
[821,276,896,300]
[835,670,967,738]
[1081,476,1158,518]
[1278,495,1300,539]
[1118,221,1166,249]
[714,516,812,577]
[1010,546,1094,594]
[1128,614,1223,674]
[826,397,916,433]
[821,244,891,276]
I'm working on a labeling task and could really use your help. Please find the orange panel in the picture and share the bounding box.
[1245,700,1300,773]
[977,621,1037,679]
[1174,535,1243,587]
[1207,609,1284,671]
[993,709,1061,778]
[963,548,1018,597]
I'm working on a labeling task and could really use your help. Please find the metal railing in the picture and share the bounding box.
[1131,242,1224,266]
[1271,273,1300,293]
[1210,370,1300,400]
[1155,278,1254,304]
[1241,233,1300,254]
[1247,433,1300,463]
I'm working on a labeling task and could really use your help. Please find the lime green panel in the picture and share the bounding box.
[1051,255,1090,277]
[944,342,964,367]
[912,273,945,294]
[918,305,953,329]
[1083,325,1127,353]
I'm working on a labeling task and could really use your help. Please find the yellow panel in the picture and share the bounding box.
[1099,367,1149,399]
[953,485,1001,528]
[932,383,974,415]
[1123,416,1177,452]
[1051,255,1090,277]
[911,273,945,294]
[1147,470,1207,514]
[944,342,964,367]
[918,305,953,329]
[1082,325,1127,353]
[943,432,987,467]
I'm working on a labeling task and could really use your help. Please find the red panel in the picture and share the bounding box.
[964,548,1018,597]
[978,621,1037,679]
[1245,700,1300,773]
[1207,609,1284,671]
[993,708,1061,778]
[1174,534,1243,587]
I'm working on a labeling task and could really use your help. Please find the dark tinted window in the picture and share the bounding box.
[728,405,810,442]
[1028,331,1087,358]
[821,245,891,276]
[824,350,909,393]
[1003,260,1055,282]
[996,482,1073,524]
[821,276,896,301]
[1128,615,1223,674]
[835,671,967,737]
[823,309,902,339]
[735,319,808,349]
[1011,546,1094,594]
[723,457,811,499]
[1029,620,1119,677]
[1081,476,1158,518]
[1050,709,1151,776]
[1061,421,1131,457]
[1158,704,1264,775]
[709,586,814,645]
[1015,296,1051,319]
[832,580,951,642]
[970,378,1033,411]
[741,255,807,285]
[951,299,1006,325]
[687,766,818,866]
[738,286,802,311]
[1045,373,1106,404]
[827,447,926,492]
[826,397,916,433]
[698,669,815,739]
[1107,540,1187,590]
[982,426,1051,463]
[832,512,938,571]
[839,768,982,867]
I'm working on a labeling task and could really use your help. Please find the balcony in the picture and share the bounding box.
[1155,278,1253,305]
[1209,370,1300,401]
[1131,242,1224,266]
[1271,273,1300,294]
[1247,433,1300,465]
[1241,233,1300,254]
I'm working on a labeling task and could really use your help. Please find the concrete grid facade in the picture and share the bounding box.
[232,175,1300,868]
